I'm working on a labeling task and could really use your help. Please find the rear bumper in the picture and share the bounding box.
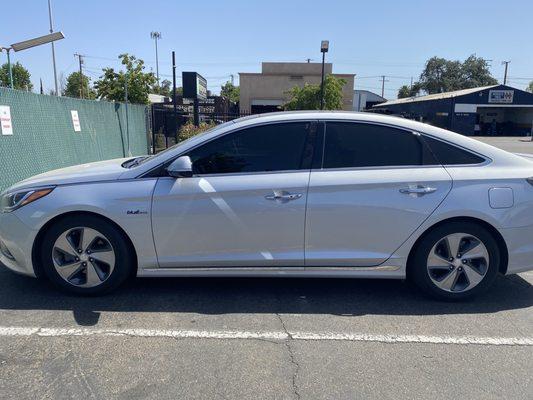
[0,212,38,277]
[500,225,533,274]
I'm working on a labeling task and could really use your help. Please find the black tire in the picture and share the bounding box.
[409,221,500,301]
[40,214,134,295]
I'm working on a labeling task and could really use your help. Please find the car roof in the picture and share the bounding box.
[229,111,526,165]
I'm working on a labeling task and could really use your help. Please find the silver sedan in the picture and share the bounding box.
[1,111,533,299]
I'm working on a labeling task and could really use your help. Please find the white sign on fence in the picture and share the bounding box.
[71,110,81,132]
[0,106,13,135]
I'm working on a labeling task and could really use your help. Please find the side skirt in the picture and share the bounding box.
[137,265,404,279]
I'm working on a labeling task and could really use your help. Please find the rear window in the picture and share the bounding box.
[422,136,485,165]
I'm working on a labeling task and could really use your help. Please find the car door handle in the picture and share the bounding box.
[399,186,437,195]
[265,191,303,202]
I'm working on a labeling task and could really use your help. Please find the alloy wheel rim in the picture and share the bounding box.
[52,227,115,288]
[426,232,489,293]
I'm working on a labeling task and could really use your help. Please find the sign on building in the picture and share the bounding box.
[71,110,81,132]
[182,72,208,101]
[0,106,13,135]
[488,90,514,104]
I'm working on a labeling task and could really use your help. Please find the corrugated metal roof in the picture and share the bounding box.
[376,85,499,107]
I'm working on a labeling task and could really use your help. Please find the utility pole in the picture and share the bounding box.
[151,32,161,86]
[230,74,234,85]
[502,60,510,85]
[74,53,84,98]
[47,0,59,96]
[380,75,389,98]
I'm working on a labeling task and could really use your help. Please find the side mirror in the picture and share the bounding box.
[167,156,193,178]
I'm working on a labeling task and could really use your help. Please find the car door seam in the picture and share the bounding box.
[149,177,162,269]
[379,166,454,266]
[303,169,312,267]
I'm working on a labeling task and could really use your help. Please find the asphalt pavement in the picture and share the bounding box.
[0,136,532,400]
[0,268,531,400]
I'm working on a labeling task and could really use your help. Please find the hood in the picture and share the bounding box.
[5,158,131,192]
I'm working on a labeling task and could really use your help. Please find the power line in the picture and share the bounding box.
[357,75,411,80]
[507,76,533,81]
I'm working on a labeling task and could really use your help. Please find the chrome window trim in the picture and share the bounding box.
[156,168,311,179]
[310,164,446,173]
[316,119,491,171]
[139,118,491,178]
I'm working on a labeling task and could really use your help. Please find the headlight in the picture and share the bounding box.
[1,187,55,213]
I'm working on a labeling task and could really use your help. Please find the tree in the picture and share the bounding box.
[94,54,156,104]
[284,75,346,110]
[0,62,33,91]
[152,79,175,97]
[63,71,96,99]
[417,57,462,94]
[414,55,497,96]
[397,83,421,98]
[398,85,411,99]
[220,81,240,103]
[527,81,533,93]
[460,55,498,88]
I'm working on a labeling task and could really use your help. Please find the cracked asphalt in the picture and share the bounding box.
[1,137,532,399]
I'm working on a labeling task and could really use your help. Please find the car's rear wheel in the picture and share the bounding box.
[410,221,500,300]
[40,215,134,295]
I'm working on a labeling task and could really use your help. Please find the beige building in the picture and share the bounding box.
[239,62,355,113]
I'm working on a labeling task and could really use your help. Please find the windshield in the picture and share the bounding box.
[132,121,235,167]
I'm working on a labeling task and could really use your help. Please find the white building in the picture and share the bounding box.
[353,90,386,111]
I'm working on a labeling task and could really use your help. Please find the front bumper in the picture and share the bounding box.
[0,212,38,277]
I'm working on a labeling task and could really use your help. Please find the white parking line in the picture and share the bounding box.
[0,326,532,346]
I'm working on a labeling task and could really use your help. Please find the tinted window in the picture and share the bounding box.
[323,122,436,168]
[187,122,313,174]
[422,136,485,165]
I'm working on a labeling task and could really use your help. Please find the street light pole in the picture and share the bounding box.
[2,32,64,90]
[5,48,13,89]
[151,32,161,86]
[124,72,130,156]
[172,50,177,146]
[47,0,59,95]
[319,40,329,110]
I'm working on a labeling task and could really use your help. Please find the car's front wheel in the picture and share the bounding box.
[410,221,500,300]
[40,214,134,295]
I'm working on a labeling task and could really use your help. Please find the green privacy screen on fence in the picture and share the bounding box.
[0,88,149,192]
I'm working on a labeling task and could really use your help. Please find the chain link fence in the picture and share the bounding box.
[0,88,150,192]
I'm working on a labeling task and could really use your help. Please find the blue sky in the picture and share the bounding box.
[2,0,532,99]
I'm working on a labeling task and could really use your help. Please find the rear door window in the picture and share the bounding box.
[322,122,437,168]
